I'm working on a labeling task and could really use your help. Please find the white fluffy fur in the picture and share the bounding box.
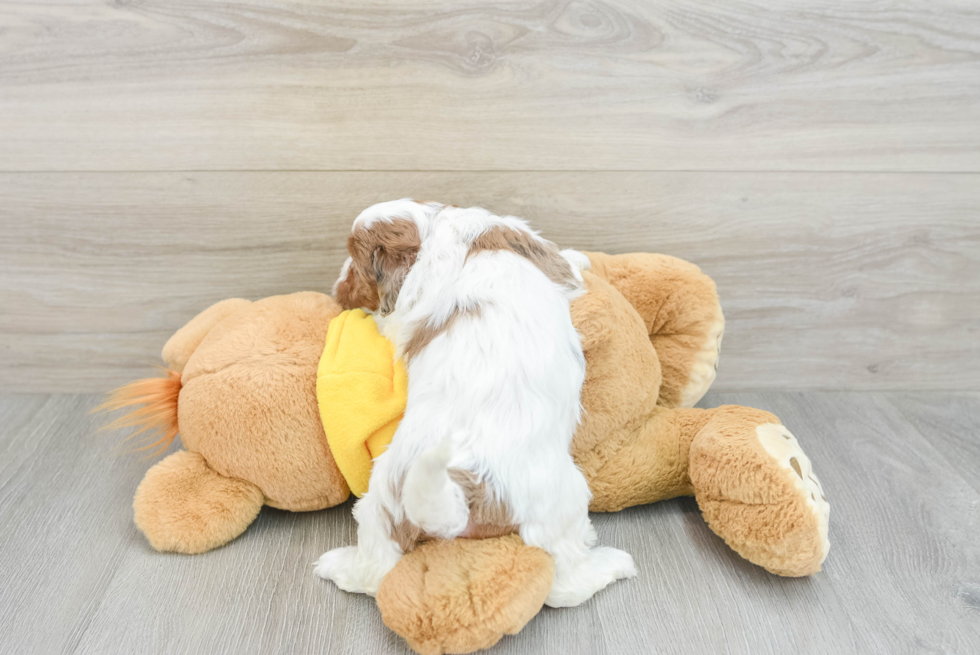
[315,200,636,607]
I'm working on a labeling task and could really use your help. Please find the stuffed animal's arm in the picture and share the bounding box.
[583,252,724,408]
[161,298,251,372]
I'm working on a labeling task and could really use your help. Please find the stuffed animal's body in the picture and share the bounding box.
[105,252,829,655]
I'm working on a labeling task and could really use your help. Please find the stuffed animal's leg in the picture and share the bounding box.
[314,490,403,596]
[586,404,829,576]
[584,251,724,408]
[133,450,264,554]
[689,405,830,576]
[377,535,554,655]
[161,298,251,372]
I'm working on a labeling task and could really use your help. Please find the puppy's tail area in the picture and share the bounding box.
[402,438,470,539]
[94,368,182,457]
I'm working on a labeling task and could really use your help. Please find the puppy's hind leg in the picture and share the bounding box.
[315,490,403,596]
[520,463,637,608]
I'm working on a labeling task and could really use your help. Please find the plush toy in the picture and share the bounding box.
[103,252,829,655]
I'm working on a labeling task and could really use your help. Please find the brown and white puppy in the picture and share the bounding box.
[316,200,636,608]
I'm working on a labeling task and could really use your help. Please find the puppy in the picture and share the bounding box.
[316,199,636,607]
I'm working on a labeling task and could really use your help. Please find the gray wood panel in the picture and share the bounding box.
[1,392,977,654]
[1,1,979,172]
[2,171,978,393]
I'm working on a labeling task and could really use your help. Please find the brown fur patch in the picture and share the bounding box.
[448,468,517,537]
[384,507,426,553]
[383,478,428,553]
[382,467,516,553]
[338,218,422,314]
[468,226,578,290]
[402,306,482,363]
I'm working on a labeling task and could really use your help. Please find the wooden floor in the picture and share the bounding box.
[1,391,978,655]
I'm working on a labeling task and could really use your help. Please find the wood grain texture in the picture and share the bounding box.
[1,0,979,172]
[1,171,978,393]
[881,393,980,495]
[0,392,977,654]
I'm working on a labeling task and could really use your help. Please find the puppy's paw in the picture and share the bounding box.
[560,249,591,273]
[591,546,638,581]
[314,546,364,593]
[560,249,591,290]
[545,547,637,608]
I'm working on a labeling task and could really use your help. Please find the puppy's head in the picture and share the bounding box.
[333,200,439,315]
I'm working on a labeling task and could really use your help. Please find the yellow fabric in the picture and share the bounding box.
[316,309,408,497]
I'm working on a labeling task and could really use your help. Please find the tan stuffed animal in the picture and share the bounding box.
[104,252,829,655]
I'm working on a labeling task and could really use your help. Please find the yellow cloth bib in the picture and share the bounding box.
[316,309,408,497]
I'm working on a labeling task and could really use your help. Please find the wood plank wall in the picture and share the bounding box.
[1,1,978,392]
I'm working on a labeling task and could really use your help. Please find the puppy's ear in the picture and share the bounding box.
[334,256,380,311]
[332,257,354,299]
[373,245,417,316]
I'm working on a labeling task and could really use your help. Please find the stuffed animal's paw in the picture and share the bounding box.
[756,423,831,562]
[691,412,831,577]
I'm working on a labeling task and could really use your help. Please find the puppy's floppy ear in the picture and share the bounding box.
[348,217,422,315]
[334,255,380,311]
[373,245,418,316]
